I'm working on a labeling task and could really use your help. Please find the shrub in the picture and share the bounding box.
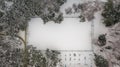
[102,0,120,27]
[94,54,109,67]
[79,15,85,22]
[0,11,4,18]
[98,34,106,46]
[105,46,112,50]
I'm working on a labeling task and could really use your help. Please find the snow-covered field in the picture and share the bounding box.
[27,0,96,51]
[27,0,109,67]
[27,0,108,51]
[27,0,94,66]
[27,17,94,67]
[28,18,92,50]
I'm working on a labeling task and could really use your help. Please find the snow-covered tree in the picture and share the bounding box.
[27,46,61,67]
[94,54,109,67]
[72,3,80,13]
[0,35,23,67]
[45,49,61,67]
[0,0,65,67]
[102,0,120,27]
[65,7,73,15]
[0,0,66,36]
[27,45,46,67]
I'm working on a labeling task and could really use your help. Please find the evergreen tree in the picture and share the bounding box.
[0,36,23,67]
[97,34,106,46]
[94,54,109,67]
[27,46,61,67]
[102,0,120,27]
[0,0,65,67]
[0,0,66,36]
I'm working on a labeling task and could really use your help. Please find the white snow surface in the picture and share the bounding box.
[27,0,108,51]
[28,18,92,50]
[93,11,108,38]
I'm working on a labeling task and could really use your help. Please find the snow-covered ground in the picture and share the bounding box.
[93,11,108,38]
[27,17,95,67]
[27,0,109,67]
[28,18,92,50]
[27,0,95,67]
[27,0,96,51]
[27,0,108,51]
[59,50,94,67]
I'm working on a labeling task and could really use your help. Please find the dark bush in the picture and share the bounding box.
[102,0,120,27]
[94,54,109,67]
[98,34,106,46]
[0,11,4,18]
[79,15,85,22]
[105,46,112,50]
